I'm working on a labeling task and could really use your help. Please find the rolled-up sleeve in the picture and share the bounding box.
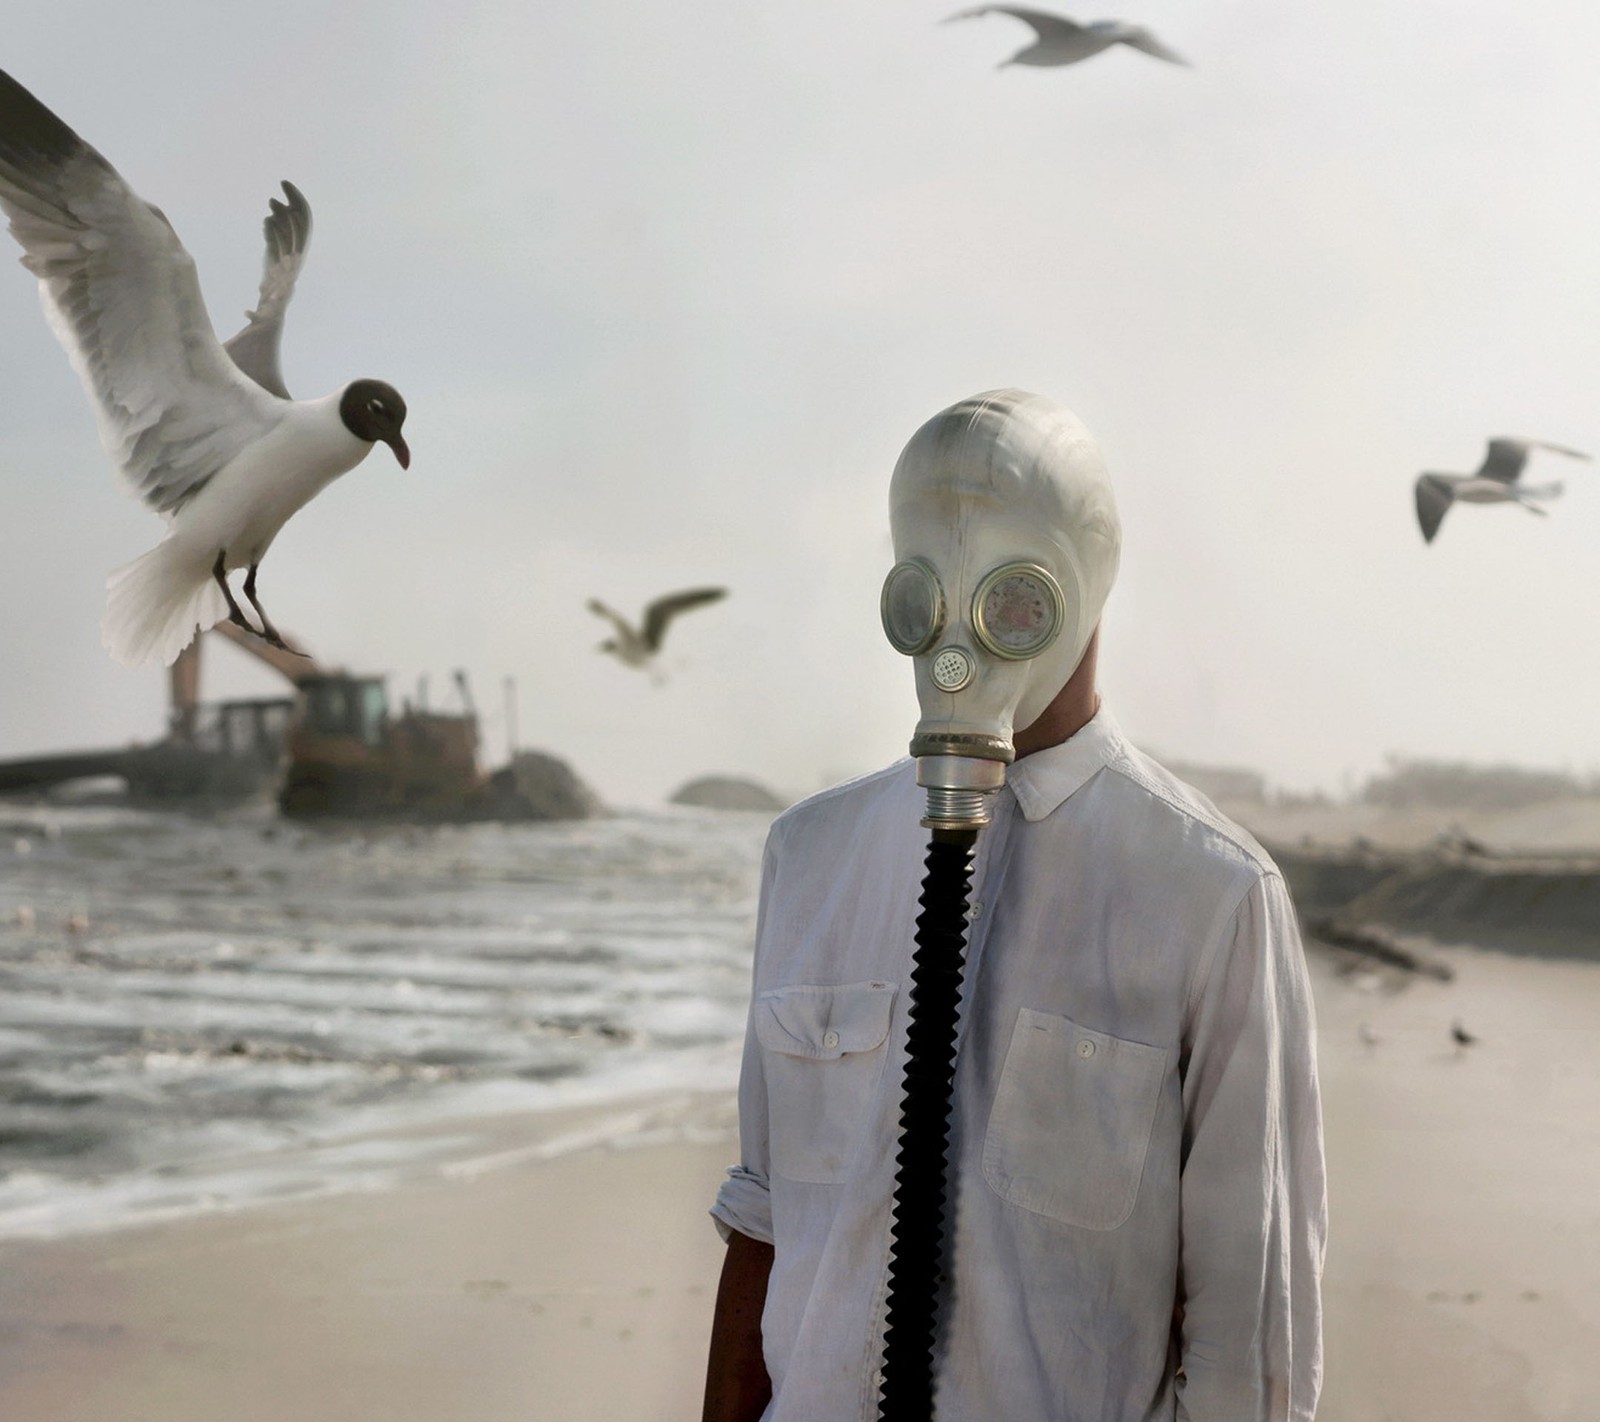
[710,1023,773,1243]
[712,1159,773,1244]
[710,835,779,1246]
[1176,871,1327,1422]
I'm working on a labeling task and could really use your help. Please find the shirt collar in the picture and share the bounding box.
[1004,703,1125,822]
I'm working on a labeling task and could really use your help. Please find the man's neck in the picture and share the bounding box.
[1012,628,1100,760]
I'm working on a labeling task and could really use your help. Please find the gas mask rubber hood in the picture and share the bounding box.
[883,389,1120,815]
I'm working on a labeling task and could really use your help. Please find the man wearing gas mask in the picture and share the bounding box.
[703,390,1326,1422]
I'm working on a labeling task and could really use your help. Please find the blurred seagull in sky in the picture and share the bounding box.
[944,7,1190,68]
[1414,437,1590,545]
[0,70,410,669]
[588,587,728,677]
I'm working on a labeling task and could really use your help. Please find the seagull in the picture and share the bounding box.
[944,7,1190,68]
[0,70,410,668]
[1451,1018,1478,1052]
[1414,438,1589,545]
[588,587,728,675]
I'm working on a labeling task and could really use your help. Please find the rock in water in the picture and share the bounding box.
[670,776,787,812]
[484,751,605,821]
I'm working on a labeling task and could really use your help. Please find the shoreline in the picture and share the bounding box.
[0,1092,737,1422]
[2,941,1596,1421]
[0,1063,743,1246]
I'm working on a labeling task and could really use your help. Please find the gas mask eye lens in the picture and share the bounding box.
[971,563,1064,661]
[881,559,944,656]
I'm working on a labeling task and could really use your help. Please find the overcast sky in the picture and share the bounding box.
[3,0,1598,806]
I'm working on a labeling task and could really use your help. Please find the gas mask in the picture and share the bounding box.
[880,389,1120,828]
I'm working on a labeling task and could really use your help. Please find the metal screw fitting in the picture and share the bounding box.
[916,755,1006,830]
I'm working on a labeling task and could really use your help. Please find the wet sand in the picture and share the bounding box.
[0,1102,734,1422]
[2,944,1596,1421]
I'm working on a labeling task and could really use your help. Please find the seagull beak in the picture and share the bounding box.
[386,435,411,469]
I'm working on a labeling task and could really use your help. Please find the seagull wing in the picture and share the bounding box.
[1478,438,1533,483]
[586,598,635,641]
[1480,436,1590,484]
[944,6,1087,41]
[0,70,279,517]
[1117,27,1190,65]
[1527,439,1591,461]
[1415,473,1454,543]
[221,180,311,400]
[641,586,727,652]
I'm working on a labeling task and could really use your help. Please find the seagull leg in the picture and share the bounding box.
[243,563,308,657]
[212,552,257,633]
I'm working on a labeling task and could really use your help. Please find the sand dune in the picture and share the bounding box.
[1235,794,1600,857]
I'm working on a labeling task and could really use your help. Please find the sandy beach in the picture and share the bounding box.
[0,1094,739,1422]
[1311,939,1600,1422]
[2,941,1596,1421]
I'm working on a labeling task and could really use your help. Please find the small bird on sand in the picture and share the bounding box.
[1414,438,1589,545]
[0,70,410,668]
[588,588,728,675]
[945,7,1190,68]
[1451,1018,1478,1052]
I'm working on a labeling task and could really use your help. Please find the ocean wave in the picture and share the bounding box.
[0,805,765,1238]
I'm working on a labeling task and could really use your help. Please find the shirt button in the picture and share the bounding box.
[822,1030,840,1050]
[1076,1039,1096,1059]
[967,900,984,920]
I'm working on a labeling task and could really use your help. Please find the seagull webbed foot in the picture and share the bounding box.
[262,629,311,659]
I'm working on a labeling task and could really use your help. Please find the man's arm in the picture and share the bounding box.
[1176,872,1327,1421]
[702,1229,774,1422]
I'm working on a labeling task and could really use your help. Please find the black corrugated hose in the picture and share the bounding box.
[876,826,979,1421]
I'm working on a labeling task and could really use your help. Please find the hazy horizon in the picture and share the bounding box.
[4,1,1598,807]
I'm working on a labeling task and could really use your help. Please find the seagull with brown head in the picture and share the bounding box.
[0,70,411,667]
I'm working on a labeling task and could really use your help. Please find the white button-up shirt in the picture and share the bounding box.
[712,710,1325,1421]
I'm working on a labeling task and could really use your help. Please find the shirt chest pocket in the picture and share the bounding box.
[755,981,897,1185]
[982,1008,1168,1231]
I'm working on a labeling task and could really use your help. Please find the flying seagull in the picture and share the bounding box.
[588,587,728,674]
[944,7,1189,68]
[0,70,410,668]
[1414,438,1589,544]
